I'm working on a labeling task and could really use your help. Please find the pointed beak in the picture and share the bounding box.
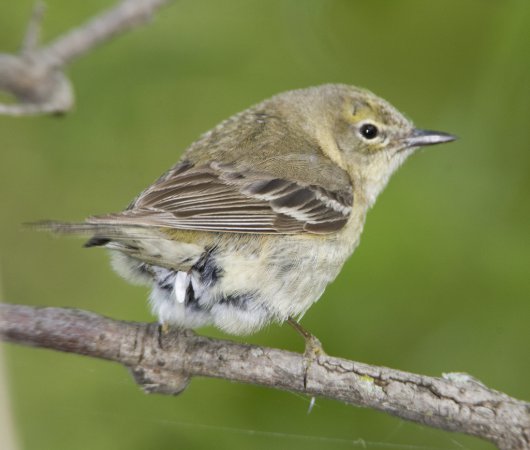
[405,129,457,148]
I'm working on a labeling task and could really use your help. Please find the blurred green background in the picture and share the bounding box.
[1,1,529,449]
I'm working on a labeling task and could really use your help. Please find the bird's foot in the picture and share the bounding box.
[287,317,326,356]
[287,317,326,389]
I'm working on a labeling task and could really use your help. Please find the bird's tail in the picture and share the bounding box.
[28,220,163,248]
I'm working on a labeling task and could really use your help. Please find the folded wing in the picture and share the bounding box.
[89,161,353,235]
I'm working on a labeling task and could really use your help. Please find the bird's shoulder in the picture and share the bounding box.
[181,105,351,193]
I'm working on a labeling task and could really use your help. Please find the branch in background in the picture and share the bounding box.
[0,0,172,116]
[1,304,528,449]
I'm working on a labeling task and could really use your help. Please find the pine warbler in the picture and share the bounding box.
[43,84,455,334]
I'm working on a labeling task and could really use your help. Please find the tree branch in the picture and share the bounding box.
[1,303,528,449]
[0,0,172,116]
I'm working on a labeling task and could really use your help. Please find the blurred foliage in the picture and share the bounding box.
[1,1,529,449]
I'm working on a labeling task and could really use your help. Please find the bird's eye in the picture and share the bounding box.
[359,123,379,140]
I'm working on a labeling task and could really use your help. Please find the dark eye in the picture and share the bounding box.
[360,123,379,140]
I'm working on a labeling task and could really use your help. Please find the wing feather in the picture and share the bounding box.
[89,161,353,235]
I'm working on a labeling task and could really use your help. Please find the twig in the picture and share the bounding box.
[1,303,528,449]
[20,1,46,56]
[0,0,172,116]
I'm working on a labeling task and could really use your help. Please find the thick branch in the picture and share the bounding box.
[0,0,171,115]
[1,304,528,449]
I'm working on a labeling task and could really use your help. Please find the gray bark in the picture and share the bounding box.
[1,303,528,449]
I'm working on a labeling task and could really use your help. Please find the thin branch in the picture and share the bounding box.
[0,0,172,116]
[37,0,171,67]
[20,1,46,56]
[1,304,528,449]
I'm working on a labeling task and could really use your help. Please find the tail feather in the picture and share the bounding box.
[28,220,103,234]
[28,220,203,272]
[27,220,164,242]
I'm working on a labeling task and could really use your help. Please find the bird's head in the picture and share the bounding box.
[289,84,456,206]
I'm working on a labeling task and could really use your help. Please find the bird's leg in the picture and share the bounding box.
[160,322,170,334]
[157,322,170,348]
[287,317,326,356]
[287,317,326,389]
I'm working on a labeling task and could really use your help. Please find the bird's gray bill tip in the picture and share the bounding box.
[407,129,457,148]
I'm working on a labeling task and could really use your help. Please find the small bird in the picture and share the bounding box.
[42,84,455,335]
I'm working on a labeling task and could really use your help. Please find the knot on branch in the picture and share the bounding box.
[0,53,73,115]
[0,0,171,116]
[128,324,194,395]
[0,2,73,116]
[130,365,190,395]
